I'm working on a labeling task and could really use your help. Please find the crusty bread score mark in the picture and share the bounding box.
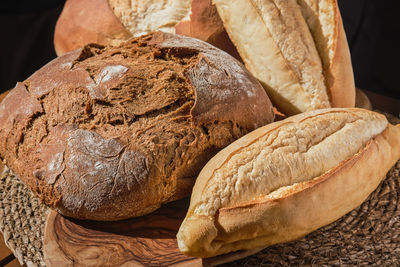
[195,121,292,205]
[296,0,355,108]
[190,109,387,217]
[221,137,373,210]
[251,0,329,107]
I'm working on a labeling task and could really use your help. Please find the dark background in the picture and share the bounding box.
[0,0,399,100]
[339,0,400,100]
[0,0,65,93]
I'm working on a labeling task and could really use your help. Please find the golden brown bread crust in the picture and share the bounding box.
[297,0,355,108]
[177,109,400,257]
[0,32,274,221]
[54,0,131,56]
[328,11,355,108]
[214,0,330,115]
[213,0,355,114]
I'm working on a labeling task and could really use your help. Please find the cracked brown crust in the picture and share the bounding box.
[0,32,274,221]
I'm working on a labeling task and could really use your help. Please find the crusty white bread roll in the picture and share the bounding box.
[54,0,191,56]
[213,0,355,115]
[177,108,400,257]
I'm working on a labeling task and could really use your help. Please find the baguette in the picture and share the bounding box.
[296,0,355,108]
[213,0,355,115]
[177,108,400,257]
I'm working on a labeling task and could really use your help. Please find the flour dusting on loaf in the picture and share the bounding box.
[0,32,274,221]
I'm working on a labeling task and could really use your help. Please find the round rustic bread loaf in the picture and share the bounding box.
[0,32,274,221]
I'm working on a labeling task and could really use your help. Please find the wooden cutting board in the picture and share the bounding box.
[43,199,265,267]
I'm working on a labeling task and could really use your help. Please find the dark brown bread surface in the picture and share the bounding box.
[0,32,274,221]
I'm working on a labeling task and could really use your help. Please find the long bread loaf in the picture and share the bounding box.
[177,108,400,257]
[213,0,355,114]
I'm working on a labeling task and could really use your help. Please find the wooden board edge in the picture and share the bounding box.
[43,211,74,266]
